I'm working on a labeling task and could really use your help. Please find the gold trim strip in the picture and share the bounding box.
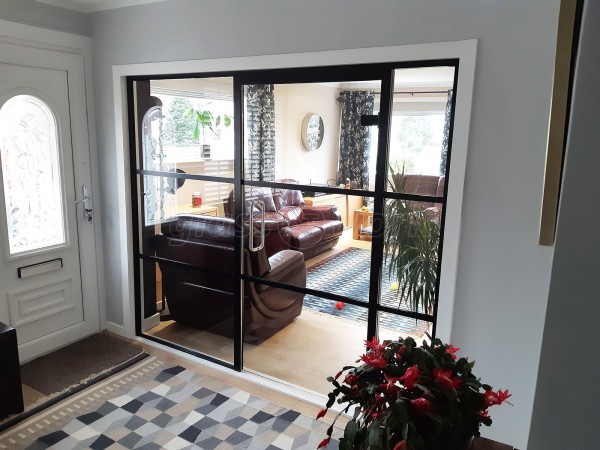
[539,0,579,246]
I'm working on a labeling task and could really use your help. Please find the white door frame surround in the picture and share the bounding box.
[111,40,477,343]
[0,20,104,360]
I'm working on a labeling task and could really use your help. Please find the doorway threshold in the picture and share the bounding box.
[132,335,348,415]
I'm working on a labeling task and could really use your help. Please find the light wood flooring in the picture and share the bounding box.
[146,228,431,395]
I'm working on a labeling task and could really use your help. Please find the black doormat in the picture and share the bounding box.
[0,332,147,432]
[305,247,430,335]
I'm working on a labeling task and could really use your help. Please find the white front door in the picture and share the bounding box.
[0,41,100,362]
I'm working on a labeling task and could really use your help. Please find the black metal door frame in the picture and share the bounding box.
[127,58,459,372]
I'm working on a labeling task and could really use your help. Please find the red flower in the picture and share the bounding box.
[344,373,358,386]
[374,393,387,408]
[317,437,331,448]
[484,388,512,406]
[335,301,344,309]
[411,397,432,414]
[392,441,407,450]
[361,351,388,368]
[365,337,385,351]
[433,368,461,390]
[382,374,402,394]
[399,365,420,388]
[446,344,460,360]
[316,408,327,420]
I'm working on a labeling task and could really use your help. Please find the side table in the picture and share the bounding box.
[353,209,374,240]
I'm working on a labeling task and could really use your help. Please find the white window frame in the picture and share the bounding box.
[111,41,477,346]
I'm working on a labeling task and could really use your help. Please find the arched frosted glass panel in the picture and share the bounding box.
[0,95,66,255]
[142,105,176,225]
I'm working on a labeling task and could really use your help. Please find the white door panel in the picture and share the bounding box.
[0,42,99,360]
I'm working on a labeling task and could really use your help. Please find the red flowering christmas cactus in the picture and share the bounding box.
[317,335,511,450]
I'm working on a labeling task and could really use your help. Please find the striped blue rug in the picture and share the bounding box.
[304,247,430,335]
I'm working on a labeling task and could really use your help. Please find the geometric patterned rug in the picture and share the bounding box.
[305,247,431,335]
[0,357,339,449]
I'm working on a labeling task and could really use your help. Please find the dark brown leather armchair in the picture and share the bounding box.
[154,215,305,344]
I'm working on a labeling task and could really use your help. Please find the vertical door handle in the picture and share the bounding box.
[75,185,93,222]
[248,200,265,252]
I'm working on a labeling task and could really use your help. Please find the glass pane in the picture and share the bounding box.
[385,66,455,193]
[138,175,233,254]
[243,293,368,395]
[151,77,234,164]
[0,95,66,255]
[382,199,442,315]
[242,81,380,189]
[144,211,236,364]
[240,183,373,303]
[378,311,432,344]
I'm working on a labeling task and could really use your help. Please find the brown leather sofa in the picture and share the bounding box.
[392,174,445,218]
[154,215,306,343]
[225,182,344,260]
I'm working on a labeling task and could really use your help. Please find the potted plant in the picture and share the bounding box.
[186,106,232,158]
[317,335,511,449]
[384,164,440,314]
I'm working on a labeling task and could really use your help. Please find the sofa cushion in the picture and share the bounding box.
[244,186,277,213]
[400,174,440,196]
[274,187,305,209]
[278,206,303,226]
[290,224,323,249]
[263,212,289,230]
[307,220,344,240]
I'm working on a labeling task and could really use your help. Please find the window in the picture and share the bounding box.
[0,95,66,255]
[152,91,234,162]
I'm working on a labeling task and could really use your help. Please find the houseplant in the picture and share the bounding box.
[384,164,440,314]
[316,335,511,449]
[186,106,232,144]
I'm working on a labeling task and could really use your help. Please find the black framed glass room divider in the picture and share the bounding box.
[127,60,458,388]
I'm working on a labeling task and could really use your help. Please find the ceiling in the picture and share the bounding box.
[37,0,167,12]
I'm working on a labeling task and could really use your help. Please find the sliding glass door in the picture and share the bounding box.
[128,61,457,393]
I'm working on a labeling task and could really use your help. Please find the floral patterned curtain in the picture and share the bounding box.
[440,89,453,176]
[337,91,375,190]
[245,84,276,181]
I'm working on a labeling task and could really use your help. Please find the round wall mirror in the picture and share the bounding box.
[301,113,324,151]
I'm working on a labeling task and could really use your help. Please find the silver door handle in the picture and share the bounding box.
[248,200,265,252]
[75,185,93,222]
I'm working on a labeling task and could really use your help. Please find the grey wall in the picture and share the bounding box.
[0,0,90,36]
[90,1,561,447]
[528,2,600,449]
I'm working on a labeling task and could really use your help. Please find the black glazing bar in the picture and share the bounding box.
[376,304,434,323]
[233,78,244,371]
[138,253,237,280]
[128,78,143,336]
[141,333,235,370]
[242,273,374,307]
[430,61,460,340]
[243,179,373,198]
[242,273,434,322]
[137,169,234,185]
[384,192,445,204]
[368,70,395,341]
[234,59,459,86]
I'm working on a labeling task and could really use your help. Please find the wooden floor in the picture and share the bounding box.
[146,228,431,395]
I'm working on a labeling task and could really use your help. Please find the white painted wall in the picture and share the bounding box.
[274,83,341,185]
[528,2,600,449]
[89,1,561,447]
